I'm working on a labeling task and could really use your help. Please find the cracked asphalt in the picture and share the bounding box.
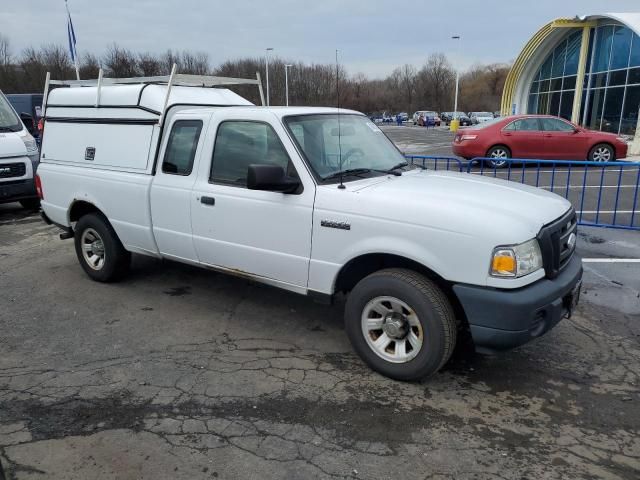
[1,203,639,480]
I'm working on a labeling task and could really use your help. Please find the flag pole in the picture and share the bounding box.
[65,0,80,80]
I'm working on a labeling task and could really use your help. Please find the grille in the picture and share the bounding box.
[537,208,577,279]
[0,162,26,179]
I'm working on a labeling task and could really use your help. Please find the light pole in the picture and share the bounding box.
[452,36,461,120]
[284,64,292,106]
[265,47,274,106]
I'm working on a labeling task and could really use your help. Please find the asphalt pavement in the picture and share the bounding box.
[0,130,639,479]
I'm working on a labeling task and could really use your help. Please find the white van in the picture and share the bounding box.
[38,70,582,381]
[0,90,41,209]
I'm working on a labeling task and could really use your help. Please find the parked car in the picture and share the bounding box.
[396,112,409,122]
[412,111,441,126]
[39,76,583,381]
[452,115,628,167]
[469,112,495,125]
[6,93,43,142]
[382,112,394,123]
[0,89,41,209]
[441,112,471,126]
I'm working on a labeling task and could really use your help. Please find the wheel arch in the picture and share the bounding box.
[333,252,469,328]
[68,200,104,223]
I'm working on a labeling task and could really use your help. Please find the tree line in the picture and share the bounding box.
[0,35,510,114]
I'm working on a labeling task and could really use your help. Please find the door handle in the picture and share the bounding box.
[503,132,512,136]
[201,196,215,206]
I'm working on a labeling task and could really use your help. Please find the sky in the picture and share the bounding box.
[1,0,639,78]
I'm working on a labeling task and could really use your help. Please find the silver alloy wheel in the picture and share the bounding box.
[361,296,424,363]
[592,146,612,162]
[80,228,106,271]
[489,148,508,167]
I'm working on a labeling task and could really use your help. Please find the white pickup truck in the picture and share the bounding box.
[38,72,582,381]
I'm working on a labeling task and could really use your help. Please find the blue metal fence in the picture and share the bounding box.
[405,155,464,172]
[468,158,640,231]
[402,155,640,231]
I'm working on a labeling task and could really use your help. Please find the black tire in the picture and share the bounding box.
[344,268,457,381]
[19,198,40,210]
[486,145,511,169]
[588,143,615,162]
[74,213,130,282]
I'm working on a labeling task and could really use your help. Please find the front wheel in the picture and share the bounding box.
[344,269,457,381]
[486,145,511,169]
[589,143,615,162]
[74,213,131,282]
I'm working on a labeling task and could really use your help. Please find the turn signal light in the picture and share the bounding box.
[491,250,516,276]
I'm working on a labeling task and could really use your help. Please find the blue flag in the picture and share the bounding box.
[66,1,77,63]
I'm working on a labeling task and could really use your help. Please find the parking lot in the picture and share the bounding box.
[1,136,640,479]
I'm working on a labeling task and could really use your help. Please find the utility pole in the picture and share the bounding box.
[285,64,292,106]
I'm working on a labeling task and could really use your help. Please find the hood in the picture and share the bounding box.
[320,169,571,244]
[0,128,28,158]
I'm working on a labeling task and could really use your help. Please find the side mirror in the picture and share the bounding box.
[572,128,581,134]
[20,113,35,133]
[247,164,300,194]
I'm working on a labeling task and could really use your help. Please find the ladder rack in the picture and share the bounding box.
[42,63,265,126]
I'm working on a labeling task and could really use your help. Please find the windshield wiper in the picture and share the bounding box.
[384,162,408,175]
[0,126,19,132]
[322,168,372,182]
[322,165,404,182]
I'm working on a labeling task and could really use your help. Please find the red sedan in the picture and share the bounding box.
[452,115,628,168]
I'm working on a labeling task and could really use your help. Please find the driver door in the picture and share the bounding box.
[191,111,315,289]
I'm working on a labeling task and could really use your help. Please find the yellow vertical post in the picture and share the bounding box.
[571,26,592,124]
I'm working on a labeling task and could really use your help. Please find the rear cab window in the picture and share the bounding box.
[162,120,203,175]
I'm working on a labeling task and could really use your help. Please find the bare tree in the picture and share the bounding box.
[103,43,139,77]
[181,51,209,75]
[0,34,11,66]
[138,52,162,76]
[80,52,100,78]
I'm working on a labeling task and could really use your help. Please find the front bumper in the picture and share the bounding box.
[453,254,583,352]
[0,178,37,203]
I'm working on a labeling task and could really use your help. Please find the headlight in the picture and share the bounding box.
[22,136,38,154]
[490,238,543,278]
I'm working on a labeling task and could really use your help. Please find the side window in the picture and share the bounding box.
[162,120,203,175]
[505,119,540,131]
[210,121,293,187]
[541,118,575,132]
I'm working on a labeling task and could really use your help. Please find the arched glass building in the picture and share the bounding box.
[502,13,640,136]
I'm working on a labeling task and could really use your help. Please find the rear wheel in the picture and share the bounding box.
[486,145,511,169]
[344,268,457,381]
[74,213,130,282]
[589,143,615,162]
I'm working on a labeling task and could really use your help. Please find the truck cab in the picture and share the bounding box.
[38,71,583,381]
[0,90,41,209]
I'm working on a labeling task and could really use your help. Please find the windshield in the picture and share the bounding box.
[284,114,407,182]
[0,92,21,132]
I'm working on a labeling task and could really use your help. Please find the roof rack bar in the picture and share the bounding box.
[48,73,261,88]
[256,71,265,106]
[158,63,177,127]
[42,72,51,118]
[95,68,104,107]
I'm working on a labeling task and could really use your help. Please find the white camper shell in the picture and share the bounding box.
[41,70,262,173]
